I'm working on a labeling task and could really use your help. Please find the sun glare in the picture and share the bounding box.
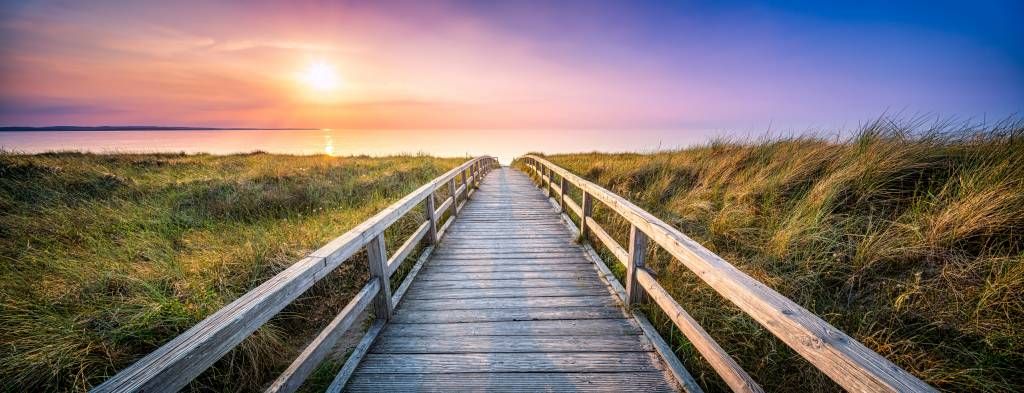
[300,61,340,91]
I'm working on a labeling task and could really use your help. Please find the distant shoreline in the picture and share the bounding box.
[0,126,318,132]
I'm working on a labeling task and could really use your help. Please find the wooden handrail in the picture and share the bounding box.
[522,155,934,393]
[93,156,498,393]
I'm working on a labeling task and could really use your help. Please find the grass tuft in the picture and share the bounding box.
[516,117,1024,392]
[0,152,463,392]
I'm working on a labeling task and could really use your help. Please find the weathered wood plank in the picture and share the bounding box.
[637,268,761,392]
[371,334,650,353]
[434,195,453,218]
[421,263,596,274]
[434,215,454,240]
[365,234,393,320]
[434,244,579,251]
[549,179,563,200]
[389,245,433,306]
[443,232,573,239]
[588,220,629,266]
[447,221,569,227]
[345,372,679,393]
[415,270,600,281]
[559,176,568,212]
[433,246,581,254]
[448,178,459,216]
[266,280,379,392]
[324,319,385,393]
[626,225,649,306]
[444,231,567,238]
[385,220,429,276]
[389,306,628,324]
[402,285,610,300]
[409,277,602,290]
[634,311,705,393]
[424,194,438,244]
[581,191,594,239]
[355,352,664,373]
[438,240,577,248]
[382,318,641,337]
[450,216,558,222]
[396,295,619,311]
[564,194,582,217]
[429,251,586,260]
[426,256,591,266]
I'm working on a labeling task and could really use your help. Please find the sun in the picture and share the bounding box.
[299,61,340,92]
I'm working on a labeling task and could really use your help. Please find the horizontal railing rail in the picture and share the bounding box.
[521,155,935,393]
[93,156,499,393]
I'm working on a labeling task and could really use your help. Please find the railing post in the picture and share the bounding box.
[546,168,554,197]
[460,168,467,192]
[625,224,648,306]
[425,193,438,244]
[541,166,546,191]
[449,178,459,216]
[559,176,568,212]
[365,234,393,320]
[472,161,479,188]
[580,192,593,240]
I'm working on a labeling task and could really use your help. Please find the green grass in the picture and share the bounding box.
[0,151,465,392]
[514,118,1023,392]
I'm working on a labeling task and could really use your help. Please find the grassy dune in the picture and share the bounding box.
[0,152,463,392]
[516,119,1023,392]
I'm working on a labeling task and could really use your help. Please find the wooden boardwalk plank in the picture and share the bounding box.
[389,307,628,324]
[402,285,610,299]
[381,319,641,337]
[428,251,586,260]
[345,167,679,392]
[415,270,600,281]
[421,263,595,274]
[426,257,592,266]
[371,334,652,353]
[355,352,666,373]
[409,277,603,290]
[346,372,679,393]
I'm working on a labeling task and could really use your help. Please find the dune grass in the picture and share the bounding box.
[515,118,1023,392]
[0,151,464,392]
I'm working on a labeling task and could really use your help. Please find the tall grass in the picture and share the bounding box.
[0,152,463,392]
[516,118,1023,392]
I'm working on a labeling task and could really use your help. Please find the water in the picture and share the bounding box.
[0,128,707,164]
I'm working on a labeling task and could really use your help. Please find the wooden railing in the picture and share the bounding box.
[520,155,935,393]
[93,156,499,393]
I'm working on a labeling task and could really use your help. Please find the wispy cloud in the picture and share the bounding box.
[0,0,1020,129]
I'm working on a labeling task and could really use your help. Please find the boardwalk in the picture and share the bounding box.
[96,157,932,393]
[345,168,680,392]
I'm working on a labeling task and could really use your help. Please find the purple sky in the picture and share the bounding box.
[0,0,1021,133]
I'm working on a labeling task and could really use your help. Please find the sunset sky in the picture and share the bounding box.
[0,0,1021,132]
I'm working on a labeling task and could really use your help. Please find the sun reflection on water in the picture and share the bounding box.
[323,130,334,155]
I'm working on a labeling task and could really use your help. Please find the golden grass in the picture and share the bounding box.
[516,117,1023,392]
[0,152,464,392]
